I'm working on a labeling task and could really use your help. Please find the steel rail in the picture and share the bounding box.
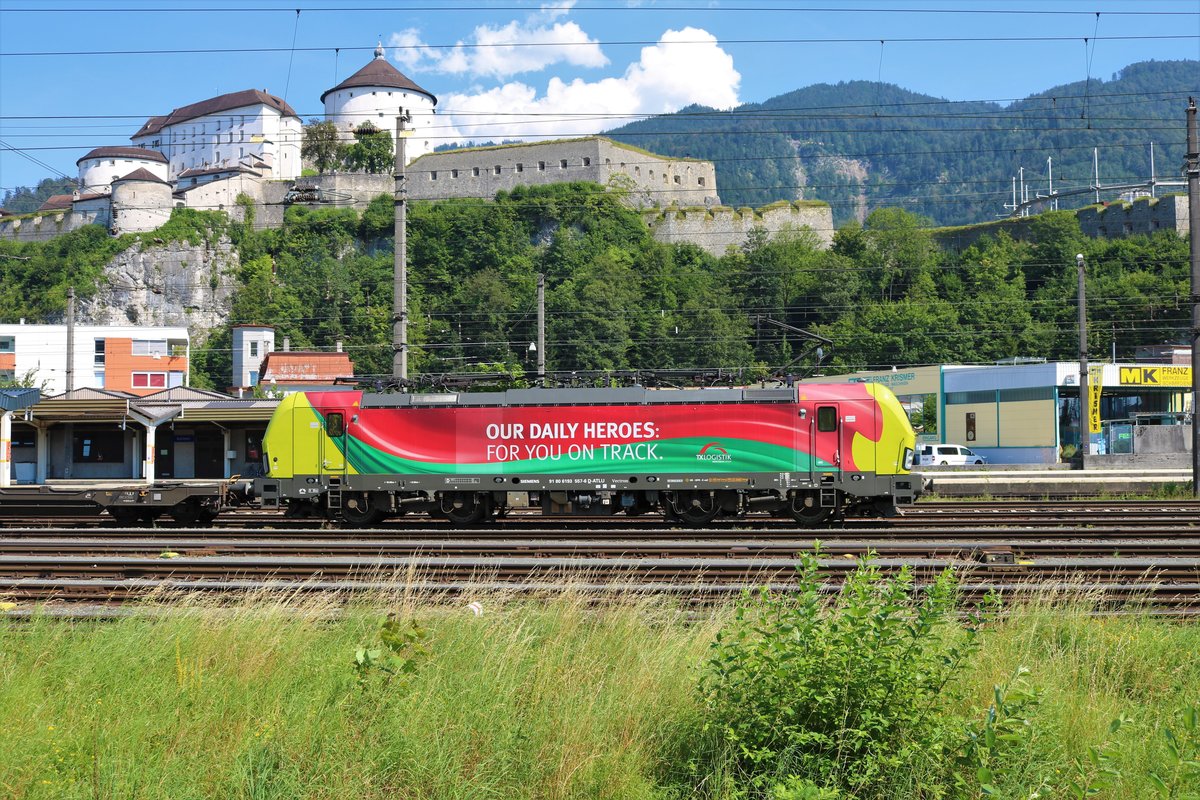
[3,535,1200,559]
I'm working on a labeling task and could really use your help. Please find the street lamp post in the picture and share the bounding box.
[1077,253,1090,464]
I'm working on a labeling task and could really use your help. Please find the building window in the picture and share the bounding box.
[0,370,13,382]
[94,339,105,366]
[132,340,168,357]
[0,336,13,353]
[559,159,567,168]
[132,372,168,389]
[582,157,591,166]
[93,371,105,387]
[74,430,124,463]
[451,169,458,178]
[673,175,681,184]
[494,165,501,175]
[698,177,705,187]
[430,171,438,180]
[472,167,480,177]
[249,341,259,358]
[538,161,545,171]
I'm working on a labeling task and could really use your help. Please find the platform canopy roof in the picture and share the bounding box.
[0,388,41,413]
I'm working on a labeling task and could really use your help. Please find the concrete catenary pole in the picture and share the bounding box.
[65,285,75,392]
[536,273,546,385]
[1185,98,1199,495]
[1077,253,1089,464]
[393,110,412,381]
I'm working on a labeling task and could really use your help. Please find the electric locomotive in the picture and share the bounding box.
[255,383,918,526]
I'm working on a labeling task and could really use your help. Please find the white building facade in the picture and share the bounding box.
[0,323,190,396]
[322,44,439,164]
[131,89,302,181]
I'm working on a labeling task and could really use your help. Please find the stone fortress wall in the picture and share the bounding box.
[406,137,718,208]
[645,201,834,255]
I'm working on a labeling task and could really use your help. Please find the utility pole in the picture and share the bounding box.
[1077,253,1089,465]
[1185,98,1199,496]
[393,109,412,381]
[536,273,546,385]
[65,285,75,392]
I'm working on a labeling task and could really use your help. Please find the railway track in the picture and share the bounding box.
[2,500,1198,610]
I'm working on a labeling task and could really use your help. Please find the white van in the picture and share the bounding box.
[917,444,987,466]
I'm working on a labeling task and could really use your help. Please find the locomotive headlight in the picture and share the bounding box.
[902,447,914,471]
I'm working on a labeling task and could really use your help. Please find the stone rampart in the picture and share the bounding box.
[1076,194,1188,239]
[0,209,99,243]
[645,201,834,255]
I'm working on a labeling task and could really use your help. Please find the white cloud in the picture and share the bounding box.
[388,2,606,79]
[438,27,740,144]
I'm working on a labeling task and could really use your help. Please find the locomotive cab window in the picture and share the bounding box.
[325,412,345,438]
[817,407,838,432]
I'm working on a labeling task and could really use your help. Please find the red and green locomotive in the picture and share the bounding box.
[256,383,918,525]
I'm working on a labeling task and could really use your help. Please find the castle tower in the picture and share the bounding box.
[321,42,439,164]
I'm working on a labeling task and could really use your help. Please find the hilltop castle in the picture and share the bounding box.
[0,45,833,254]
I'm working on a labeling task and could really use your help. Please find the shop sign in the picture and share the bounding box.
[1118,366,1192,387]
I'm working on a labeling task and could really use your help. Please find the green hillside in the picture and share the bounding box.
[604,60,1199,226]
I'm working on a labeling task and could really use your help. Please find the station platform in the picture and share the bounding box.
[918,467,1194,497]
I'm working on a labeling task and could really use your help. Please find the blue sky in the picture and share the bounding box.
[1,0,1197,194]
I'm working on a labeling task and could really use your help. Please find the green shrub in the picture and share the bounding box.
[701,551,979,796]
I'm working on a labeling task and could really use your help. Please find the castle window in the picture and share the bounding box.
[583,157,591,166]
[473,167,480,177]
[634,166,640,176]
[673,175,681,184]
[430,171,438,180]
[698,177,705,187]
[451,169,458,178]
[494,165,501,175]
[663,174,668,184]
[605,159,611,166]
[516,163,523,173]
[559,159,567,169]
[538,161,545,171]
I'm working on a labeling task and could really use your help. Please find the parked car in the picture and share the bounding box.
[917,444,987,466]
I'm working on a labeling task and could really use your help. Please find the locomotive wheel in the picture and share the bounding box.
[670,491,721,524]
[789,490,838,527]
[341,492,385,526]
[442,492,492,525]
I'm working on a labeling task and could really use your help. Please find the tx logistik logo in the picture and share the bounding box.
[696,442,733,463]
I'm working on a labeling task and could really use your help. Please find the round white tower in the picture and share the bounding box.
[321,43,438,164]
[77,147,169,194]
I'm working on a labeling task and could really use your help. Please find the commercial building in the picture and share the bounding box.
[809,361,1192,464]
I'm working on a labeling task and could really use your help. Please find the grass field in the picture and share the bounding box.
[1,584,1198,799]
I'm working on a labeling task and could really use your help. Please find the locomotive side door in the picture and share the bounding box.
[813,403,841,471]
[321,409,347,473]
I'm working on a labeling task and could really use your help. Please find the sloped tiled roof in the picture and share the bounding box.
[113,167,171,185]
[77,146,168,165]
[133,89,299,138]
[260,351,355,384]
[321,53,436,104]
[36,194,75,212]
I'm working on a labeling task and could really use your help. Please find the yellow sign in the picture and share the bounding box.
[1118,366,1192,387]
[1088,365,1103,435]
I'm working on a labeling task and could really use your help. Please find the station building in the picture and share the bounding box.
[808,361,1192,465]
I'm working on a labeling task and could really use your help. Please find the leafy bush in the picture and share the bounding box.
[701,551,979,796]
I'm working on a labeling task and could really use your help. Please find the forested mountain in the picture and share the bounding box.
[605,60,1199,226]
